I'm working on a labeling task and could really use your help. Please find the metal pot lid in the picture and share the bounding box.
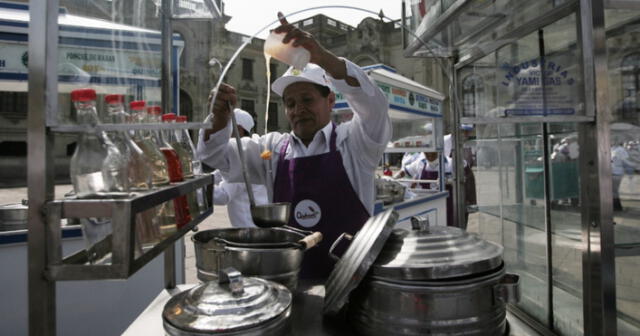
[323,209,399,316]
[371,217,503,280]
[163,268,292,334]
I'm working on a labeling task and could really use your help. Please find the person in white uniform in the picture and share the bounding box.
[212,109,268,227]
[197,13,391,278]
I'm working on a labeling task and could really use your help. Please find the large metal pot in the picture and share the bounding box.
[348,218,520,336]
[163,268,292,336]
[192,227,321,290]
[0,201,28,232]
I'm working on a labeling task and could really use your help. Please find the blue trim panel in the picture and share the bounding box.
[59,36,162,51]
[388,103,442,118]
[0,2,29,10]
[0,20,28,28]
[334,102,442,118]
[362,64,397,73]
[0,72,162,87]
[393,191,449,211]
[0,31,27,41]
[0,227,82,245]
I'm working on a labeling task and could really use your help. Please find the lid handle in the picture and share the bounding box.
[328,232,353,261]
[411,215,430,232]
[493,273,520,304]
[218,267,244,295]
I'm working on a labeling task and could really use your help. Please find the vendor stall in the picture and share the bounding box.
[17,1,214,335]
[333,64,450,227]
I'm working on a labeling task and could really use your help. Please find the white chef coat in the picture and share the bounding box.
[404,157,453,190]
[197,59,391,215]
[213,172,268,227]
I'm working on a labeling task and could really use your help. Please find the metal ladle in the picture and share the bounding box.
[228,101,291,228]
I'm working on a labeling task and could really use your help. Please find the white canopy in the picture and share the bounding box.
[333,64,445,120]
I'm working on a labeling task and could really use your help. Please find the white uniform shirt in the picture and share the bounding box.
[404,157,453,190]
[197,59,391,215]
[611,145,631,176]
[213,176,269,228]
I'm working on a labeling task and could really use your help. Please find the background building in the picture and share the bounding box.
[0,0,448,185]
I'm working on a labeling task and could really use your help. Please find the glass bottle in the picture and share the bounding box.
[70,89,128,197]
[163,113,194,179]
[69,88,128,262]
[130,101,176,237]
[148,107,192,228]
[163,113,201,219]
[130,101,171,187]
[105,95,162,248]
[176,115,208,214]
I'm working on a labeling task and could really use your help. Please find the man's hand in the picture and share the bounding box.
[274,12,358,86]
[205,83,237,140]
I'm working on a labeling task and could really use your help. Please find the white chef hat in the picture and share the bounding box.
[272,63,332,97]
[234,108,254,133]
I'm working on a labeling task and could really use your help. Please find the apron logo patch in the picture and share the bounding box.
[294,199,321,227]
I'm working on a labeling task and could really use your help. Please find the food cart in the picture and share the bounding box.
[15,1,215,335]
[333,64,450,228]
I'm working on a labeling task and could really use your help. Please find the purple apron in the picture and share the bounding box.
[420,162,453,227]
[273,124,370,279]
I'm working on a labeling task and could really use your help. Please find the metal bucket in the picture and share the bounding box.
[192,227,314,290]
[348,266,519,336]
[0,202,28,232]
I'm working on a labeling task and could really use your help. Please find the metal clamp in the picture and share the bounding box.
[218,267,244,296]
[411,215,430,232]
[493,273,520,304]
[328,232,353,261]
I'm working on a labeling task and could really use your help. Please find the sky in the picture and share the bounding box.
[223,0,403,38]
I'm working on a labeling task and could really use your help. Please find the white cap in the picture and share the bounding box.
[272,63,332,97]
[234,108,254,133]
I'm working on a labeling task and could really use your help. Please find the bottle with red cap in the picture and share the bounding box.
[176,115,208,213]
[105,95,162,247]
[70,88,128,197]
[105,95,153,191]
[69,88,128,258]
[162,113,194,179]
[149,107,192,228]
[129,101,177,237]
[129,101,170,187]
[163,113,202,219]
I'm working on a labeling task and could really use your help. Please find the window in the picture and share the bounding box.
[240,99,255,115]
[303,18,314,26]
[620,53,640,120]
[242,58,253,80]
[0,92,28,122]
[267,102,278,132]
[269,63,278,83]
[462,74,484,118]
[327,19,336,27]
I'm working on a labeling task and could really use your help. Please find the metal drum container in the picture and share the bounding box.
[347,218,520,336]
[0,202,28,231]
[192,227,321,290]
[163,268,292,336]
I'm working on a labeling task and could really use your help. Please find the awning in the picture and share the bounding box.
[333,64,445,120]
[0,1,183,92]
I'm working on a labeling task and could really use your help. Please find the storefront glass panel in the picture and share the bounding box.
[605,8,640,335]
[463,12,585,335]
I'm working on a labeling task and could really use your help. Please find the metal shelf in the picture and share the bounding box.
[44,174,213,281]
[50,122,210,133]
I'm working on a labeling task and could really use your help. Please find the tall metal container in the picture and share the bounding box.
[348,221,520,335]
